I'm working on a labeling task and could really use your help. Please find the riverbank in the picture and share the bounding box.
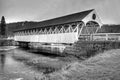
[0,46,18,52]
[12,49,78,77]
[42,49,120,80]
[12,49,120,80]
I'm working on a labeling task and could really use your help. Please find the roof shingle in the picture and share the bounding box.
[10,9,93,31]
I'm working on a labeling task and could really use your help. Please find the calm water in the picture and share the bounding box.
[0,47,42,80]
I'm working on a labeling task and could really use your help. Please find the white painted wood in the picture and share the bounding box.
[14,10,104,43]
[92,33,120,41]
[82,9,102,27]
[14,32,78,43]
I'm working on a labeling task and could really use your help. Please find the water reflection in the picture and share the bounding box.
[0,53,6,72]
[0,48,50,79]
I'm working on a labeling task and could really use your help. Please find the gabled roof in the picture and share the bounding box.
[10,9,94,31]
[97,25,120,33]
[36,9,93,27]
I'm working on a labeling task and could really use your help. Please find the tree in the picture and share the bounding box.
[0,16,6,36]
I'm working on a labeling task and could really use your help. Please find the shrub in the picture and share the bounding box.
[64,41,120,59]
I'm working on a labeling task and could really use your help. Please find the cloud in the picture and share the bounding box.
[95,0,120,24]
[0,0,4,14]
[1,0,120,24]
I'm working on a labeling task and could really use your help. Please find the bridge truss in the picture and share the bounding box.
[14,21,85,44]
[12,9,103,46]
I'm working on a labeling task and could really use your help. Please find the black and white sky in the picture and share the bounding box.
[0,0,120,24]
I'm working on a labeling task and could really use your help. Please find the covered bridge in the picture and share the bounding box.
[12,9,102,45]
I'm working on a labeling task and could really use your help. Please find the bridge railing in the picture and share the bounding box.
[79,33,120,41]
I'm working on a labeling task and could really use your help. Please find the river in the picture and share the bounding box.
[0,47,45,80]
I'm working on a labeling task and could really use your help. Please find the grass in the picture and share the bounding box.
[43,49,120,80]
[12,49,69,74]
[12,48,120,80]
[64,41,120,59]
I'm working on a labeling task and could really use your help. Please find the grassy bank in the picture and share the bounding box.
[12,44,120,80]
[12,49,74,75]
[64,41,120,58]
[43,49,120,80]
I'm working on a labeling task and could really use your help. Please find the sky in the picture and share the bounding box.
[0,0,120,24]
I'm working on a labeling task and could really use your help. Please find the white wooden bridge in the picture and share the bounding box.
[12,9,102,46]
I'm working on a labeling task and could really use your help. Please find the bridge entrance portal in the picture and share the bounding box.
[79,21,100,41]
[85,21,100,34]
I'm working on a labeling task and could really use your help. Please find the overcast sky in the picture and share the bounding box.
[0,0,120,24]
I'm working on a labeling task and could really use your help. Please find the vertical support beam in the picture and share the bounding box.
[90,34,93,41]
[76,22,83,38]
[44,28,47,34]
[54,27,59,34]
[39,29,42,34]
[76,23,79,38]
[79,23,85,35]
[106,33,108,41]
[68,24,72,33]
[59,26,64,33]
[48,27,52,34]
[35,29,38,34]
